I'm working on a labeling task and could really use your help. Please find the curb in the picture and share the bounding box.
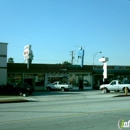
[0,99,28,103]
[113,94,130,97]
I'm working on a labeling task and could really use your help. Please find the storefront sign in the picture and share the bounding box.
[94,66,130,70]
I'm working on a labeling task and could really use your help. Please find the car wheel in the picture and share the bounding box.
[22,93,26,97]
[47,87,51,91]
[61,87,65,92]
[102,88,108,93]
[65,89,69,91]
[19,91,23,96]
[107,90,110,93]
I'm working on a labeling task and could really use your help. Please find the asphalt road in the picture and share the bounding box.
[0,90,130,130]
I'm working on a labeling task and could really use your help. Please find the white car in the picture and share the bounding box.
[100,80,130,93]
[46,81,73,91]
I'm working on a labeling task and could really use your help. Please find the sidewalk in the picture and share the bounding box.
[0,96,28,103]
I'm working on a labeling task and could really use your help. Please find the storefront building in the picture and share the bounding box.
[7,63,130,91]
[7,63,93,90]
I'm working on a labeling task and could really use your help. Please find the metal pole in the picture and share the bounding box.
[93,51,102,70]
[27,59,29,69]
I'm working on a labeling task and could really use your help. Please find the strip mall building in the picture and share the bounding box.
[1,42,130,90]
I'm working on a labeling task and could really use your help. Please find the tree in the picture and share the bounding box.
[8,57,14,63]
[62,61,72,65]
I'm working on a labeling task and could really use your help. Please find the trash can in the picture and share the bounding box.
[78,79,83,90]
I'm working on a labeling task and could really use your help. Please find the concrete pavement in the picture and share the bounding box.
[0,89,129,103]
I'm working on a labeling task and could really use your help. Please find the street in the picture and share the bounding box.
[0,90,130,130]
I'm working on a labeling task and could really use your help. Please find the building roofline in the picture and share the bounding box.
[0,42,8,45]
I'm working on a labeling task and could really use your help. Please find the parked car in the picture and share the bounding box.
[0,83,34,95]
[0,84,16,95]
[19,83,34,95]
[46,81,73,91]
[100,80,130,93]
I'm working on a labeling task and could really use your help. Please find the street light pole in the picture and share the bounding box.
[93,51,102,70]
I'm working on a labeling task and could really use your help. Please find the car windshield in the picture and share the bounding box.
[110,81,116,85]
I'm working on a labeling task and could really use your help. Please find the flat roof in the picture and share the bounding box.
[0,42,8,45]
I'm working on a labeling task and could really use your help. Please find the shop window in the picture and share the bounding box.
[35,74,45,86]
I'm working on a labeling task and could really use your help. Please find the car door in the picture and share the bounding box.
[52,82,58,89]
[108,81,118,91]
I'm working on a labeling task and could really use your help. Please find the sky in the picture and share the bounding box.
[0,0,130,66]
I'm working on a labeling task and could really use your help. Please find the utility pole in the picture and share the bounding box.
[70,51,75,65]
